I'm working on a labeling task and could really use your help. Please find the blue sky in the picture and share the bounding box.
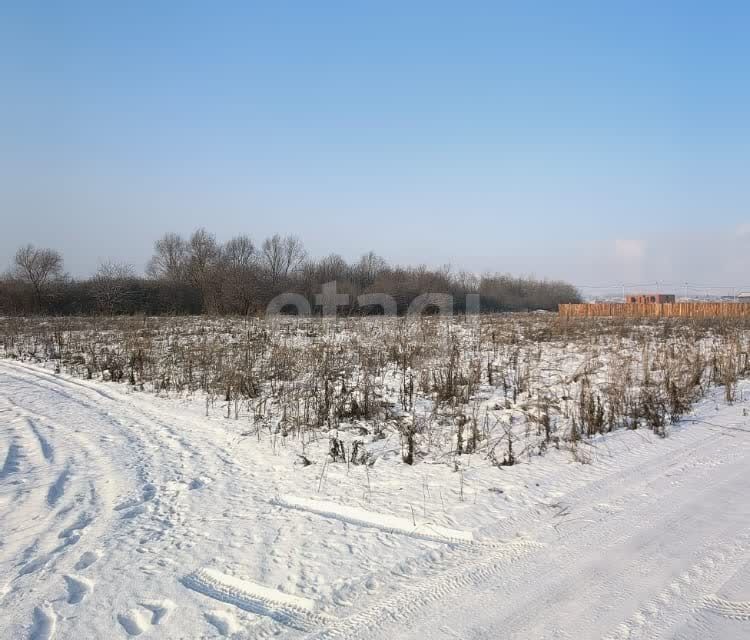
[1,1,749,288]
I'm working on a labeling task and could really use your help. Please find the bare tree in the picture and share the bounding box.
[313,253,350,283]
[223,235,256,269]
[146,230,225,312]
[354,251,387,288]
[221,235,259,315]
[91,261,136,314]
[261,234,307,283]
[186,228,222,311]
[95,260,135,280]
[186,228,219,288]
[146,232,188,282]
[13,244,64,310]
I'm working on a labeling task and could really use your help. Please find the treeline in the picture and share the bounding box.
[0,230,581,315]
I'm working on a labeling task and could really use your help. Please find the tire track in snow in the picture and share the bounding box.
[2,360,200,452]
[603,531,750,639]
[0,360,210,639]
[702,595,750,621]
[0,363,184,503]
[493,450,750,640]
[308,539,543,639]
[184,568,332,631]
[185,539,541,638]
[272,495,474,545]
[0,365,126,639]
[347,415,750,640]
[493,425,745,539]
[0,362,203,509]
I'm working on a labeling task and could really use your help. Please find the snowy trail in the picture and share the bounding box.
[2,359,750,639]
[0,360,221,638]
[344,423,750,639]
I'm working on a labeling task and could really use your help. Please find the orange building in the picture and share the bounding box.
[625,293,676,304]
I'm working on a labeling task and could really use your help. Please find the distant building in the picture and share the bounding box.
[738,292,750,302]
[625,293,676,304]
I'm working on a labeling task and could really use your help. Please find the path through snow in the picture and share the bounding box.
[1,359,750,638]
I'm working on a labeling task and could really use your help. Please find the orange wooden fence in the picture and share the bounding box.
[559,302,750,318]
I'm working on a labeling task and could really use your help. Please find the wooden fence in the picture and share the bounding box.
[559,302,750,319]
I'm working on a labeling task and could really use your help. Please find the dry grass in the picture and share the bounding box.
[2,313,749,466]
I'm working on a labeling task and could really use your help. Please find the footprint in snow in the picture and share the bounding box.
[141,483,157,502]
[63,574,93,604]
[118,609,149,636]
[119,503,151,519]
[30,604,57,640]
[138,599,175,625]
[118,600,175,636]
[189,476,211,490]
[114,484,158,512]
[204,610,242,637]
[74,550,101,571]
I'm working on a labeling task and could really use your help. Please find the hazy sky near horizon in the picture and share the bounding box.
[1,2,749,290]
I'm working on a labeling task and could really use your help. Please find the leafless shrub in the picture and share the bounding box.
[2,313,750,469]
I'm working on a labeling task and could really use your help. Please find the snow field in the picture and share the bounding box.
[2,314,750,638]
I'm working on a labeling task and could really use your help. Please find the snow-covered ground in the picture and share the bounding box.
[2,357,750,639]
